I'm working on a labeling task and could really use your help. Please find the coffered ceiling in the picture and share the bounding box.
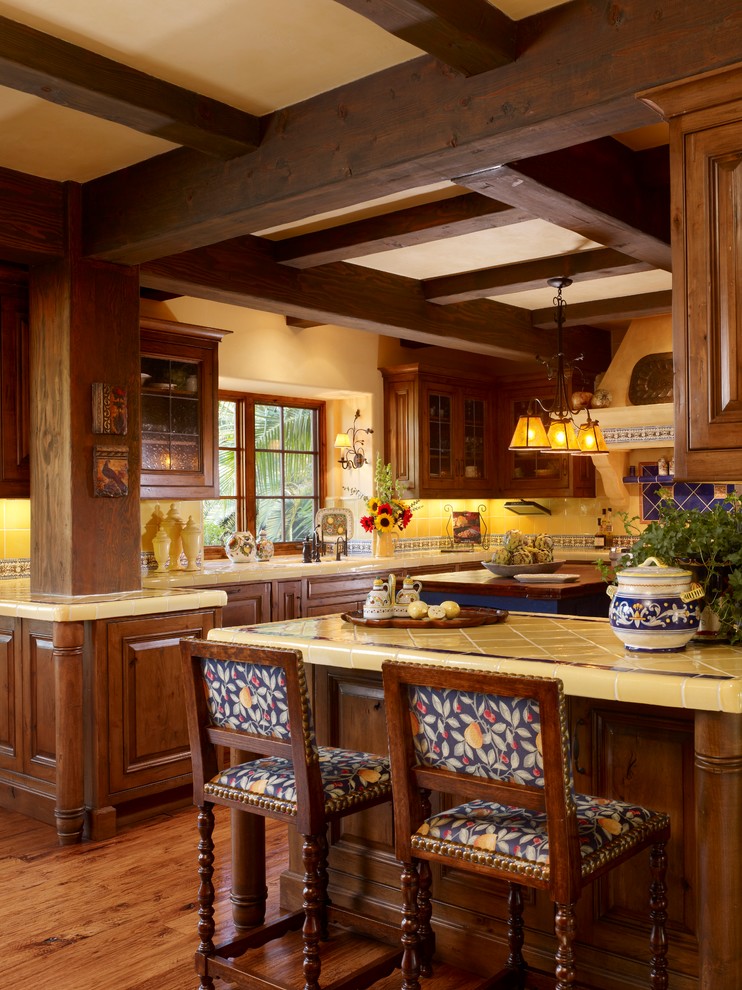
[0,0,739,361]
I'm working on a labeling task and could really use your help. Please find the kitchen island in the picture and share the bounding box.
[209,612,742,990]
[414,562,609,616]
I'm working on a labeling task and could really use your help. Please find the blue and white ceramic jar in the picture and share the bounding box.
[607,556,704,652]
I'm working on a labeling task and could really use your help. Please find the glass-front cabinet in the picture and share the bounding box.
[140,317,228,498]
[382,364,494,498]
[495,373,595,498]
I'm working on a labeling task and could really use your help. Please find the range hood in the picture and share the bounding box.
[585,314,674,505]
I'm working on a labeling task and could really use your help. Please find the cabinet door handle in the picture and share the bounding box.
[572,717,587,775]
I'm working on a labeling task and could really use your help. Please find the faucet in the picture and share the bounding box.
[311,527,324,562]
[335,535,348,561]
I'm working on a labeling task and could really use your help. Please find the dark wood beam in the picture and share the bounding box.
[274,193,530,268]
[333,0,517,76]
[82,0,742,264]
[456,139,672,270]
[423,248,654,304]
[531,290,673,329]
[0,14,260,158]
[140,236,554,361]
[0,166,64,264]
[286,317,324,328]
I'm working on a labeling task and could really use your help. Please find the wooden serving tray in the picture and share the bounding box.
[341,607,508,629]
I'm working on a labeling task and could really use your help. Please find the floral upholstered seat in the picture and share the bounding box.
[382,662,671,990]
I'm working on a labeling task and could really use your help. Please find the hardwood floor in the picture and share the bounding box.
[0,804,485,990]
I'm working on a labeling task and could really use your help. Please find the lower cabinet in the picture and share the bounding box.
[221,582,271,626]
[89,607,219,838]
[290,667,700,989]
[0,619,55,823]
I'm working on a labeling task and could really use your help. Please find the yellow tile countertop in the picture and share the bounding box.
[143,548,494,588]
[0,579,227,622]
[208,612,742,714]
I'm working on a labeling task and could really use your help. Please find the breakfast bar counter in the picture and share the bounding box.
[209,612,742,990]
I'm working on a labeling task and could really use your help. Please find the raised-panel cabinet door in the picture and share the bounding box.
[21,621,55,783]
[221,582,271,626]
[0,620,21,772]
[106,610,217,799]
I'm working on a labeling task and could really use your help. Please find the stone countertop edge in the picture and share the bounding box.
[0,582,227,622]
[206,613,742,715]
[142,548,495,588]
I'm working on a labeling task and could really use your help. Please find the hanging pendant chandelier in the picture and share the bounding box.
[508,276,608,456]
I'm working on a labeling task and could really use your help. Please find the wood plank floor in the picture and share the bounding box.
[0,804,486,990]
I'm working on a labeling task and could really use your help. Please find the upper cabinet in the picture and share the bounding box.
[140,317,228,499]
[640,67,742,479]
[495,373,595,498]
[381,364,495,498]
[0,276,30,497]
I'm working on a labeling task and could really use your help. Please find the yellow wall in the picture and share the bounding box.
[0,499,30,557]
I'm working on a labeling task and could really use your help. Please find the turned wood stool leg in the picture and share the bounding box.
[317,825,330,940]
[401,861,422,990]
[301,834,323,990]
[507,882,526,978]
[196,804,216,990]
[416,858,434,977]
[649,842,669,990]
[554,902,577,990]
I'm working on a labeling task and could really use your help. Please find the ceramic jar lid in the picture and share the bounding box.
[615,556,693,587]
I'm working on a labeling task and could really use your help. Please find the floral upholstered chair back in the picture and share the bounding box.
[407,681,548,788]
[200,650,317,761]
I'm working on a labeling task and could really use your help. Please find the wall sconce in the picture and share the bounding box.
[508,277,608,456]
[334,410,373,470]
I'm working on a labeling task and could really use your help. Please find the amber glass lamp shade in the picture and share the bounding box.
[509,414,549,450]
[576,418,608,454]
[545,418,580,452]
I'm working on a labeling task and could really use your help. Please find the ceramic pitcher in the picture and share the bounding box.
[363,577,393,619]
[394,576,423,617]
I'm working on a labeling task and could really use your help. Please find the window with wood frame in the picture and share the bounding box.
[203,393,325,550]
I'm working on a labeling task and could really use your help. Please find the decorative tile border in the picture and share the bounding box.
[602,424,675,445]
[0,557,30,578]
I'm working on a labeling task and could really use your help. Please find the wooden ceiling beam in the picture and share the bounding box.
[333,0,517,76]
[286,317,324,328]
[274,193,531,268]
[0,166,64,264]
[531,290,673,329]
[0,14,260,159]
[456,139,672,270]
[81,0,742,264]
[140,236,554,362]
[423,247,654,304]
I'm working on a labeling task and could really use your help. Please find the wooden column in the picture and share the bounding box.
[28,183,141,596]
[230,746,268,928]
[695,711,742,988]
[53,620,85,844]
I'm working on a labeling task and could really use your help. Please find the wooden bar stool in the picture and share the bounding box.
[180,638,401,990]
[381,661,671,990]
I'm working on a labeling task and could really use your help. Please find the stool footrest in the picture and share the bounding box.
[214,910,304,958]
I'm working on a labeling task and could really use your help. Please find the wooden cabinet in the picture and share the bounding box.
[381,364,495,498]
[221,582,271,626]
[0,276,30,496]
[140,317,228,499]
[0,619,56,825]
[640,68,742,479]
[273,579,303,620]
[495,373,595,498]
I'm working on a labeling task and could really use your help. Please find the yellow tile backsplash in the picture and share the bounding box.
[0,499,31,559]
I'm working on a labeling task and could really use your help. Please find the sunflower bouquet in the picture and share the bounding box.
[348,455,421,534]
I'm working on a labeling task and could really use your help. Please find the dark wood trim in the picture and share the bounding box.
[531,289,673,328]
[141,236,553,360]
[0,166,64,264]
[0,14,260,158]
[423,247,655,304]
[333,0,517,76]
[274,193,530,269]
[455,139,672,270]
[81,0,742,264]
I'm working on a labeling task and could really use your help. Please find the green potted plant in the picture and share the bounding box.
[609,490,742,642]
